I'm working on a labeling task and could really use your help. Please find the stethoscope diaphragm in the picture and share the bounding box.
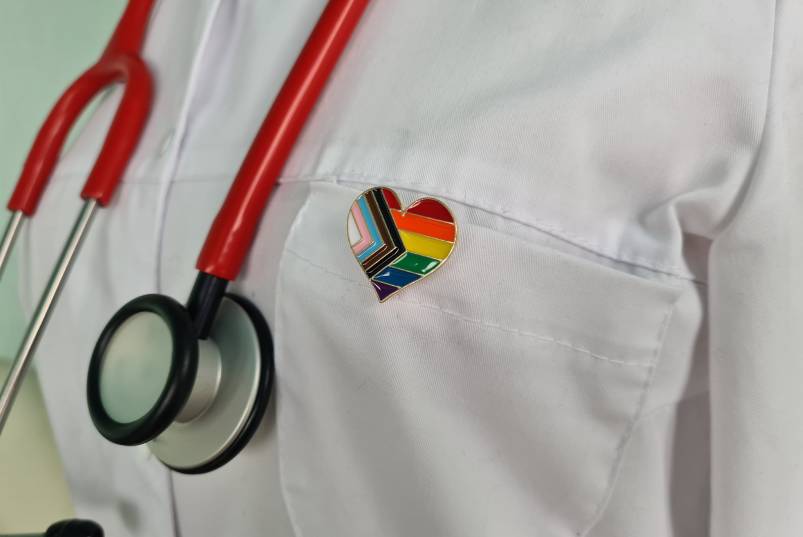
[87,293,272,473]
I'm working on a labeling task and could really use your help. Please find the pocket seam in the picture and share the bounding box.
[274,189,316,537]
[286,247,654,369]
[578,294,680,536]
[279,172,699,281]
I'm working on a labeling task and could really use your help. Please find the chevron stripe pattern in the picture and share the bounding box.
[348,187,456,301]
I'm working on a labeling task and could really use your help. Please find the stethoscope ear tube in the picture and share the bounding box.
[0,0,157,436]
[7,0,155,216]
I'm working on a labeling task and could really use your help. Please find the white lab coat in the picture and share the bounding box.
[18,1,803,536]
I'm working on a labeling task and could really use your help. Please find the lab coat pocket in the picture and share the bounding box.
[274,181,681,537]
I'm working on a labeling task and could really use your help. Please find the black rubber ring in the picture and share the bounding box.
[45,519,104,537]
[167,293,274,474]
[87,294,198,446]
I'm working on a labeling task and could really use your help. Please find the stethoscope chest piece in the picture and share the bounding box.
[87,292,272,474]
[74,0,370,475]
[150,295,271,473]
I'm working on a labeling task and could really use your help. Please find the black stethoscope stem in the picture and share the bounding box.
[187,272,229,339]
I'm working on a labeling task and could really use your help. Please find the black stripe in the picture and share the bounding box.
[364,189,406,278]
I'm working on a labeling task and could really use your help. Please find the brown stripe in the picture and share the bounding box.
[361,190,405,277]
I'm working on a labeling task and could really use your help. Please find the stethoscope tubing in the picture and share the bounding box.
[0,201,97,431]
[0,0,157,434]
[0,0,371,465]
[197,0,371,282]
[87,0,371,447]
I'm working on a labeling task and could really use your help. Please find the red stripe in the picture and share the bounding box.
[405,198,453,223]
[381,188,401,210]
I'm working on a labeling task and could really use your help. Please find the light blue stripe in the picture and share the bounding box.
[356,196,383,261]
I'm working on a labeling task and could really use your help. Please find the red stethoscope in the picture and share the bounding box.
[0,0,370,474]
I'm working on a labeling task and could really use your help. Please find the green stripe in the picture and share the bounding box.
[391,252,440,275]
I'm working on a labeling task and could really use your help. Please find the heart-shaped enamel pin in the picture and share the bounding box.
[347,187,457,302]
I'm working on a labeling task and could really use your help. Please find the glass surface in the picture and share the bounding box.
[100,312,174,424]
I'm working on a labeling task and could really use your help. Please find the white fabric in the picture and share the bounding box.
[17,0,803,535]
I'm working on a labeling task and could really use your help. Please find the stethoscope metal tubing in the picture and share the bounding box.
[0,211,23,280]
[0,200,97,433]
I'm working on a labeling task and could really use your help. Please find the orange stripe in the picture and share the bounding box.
[391,210,455,242]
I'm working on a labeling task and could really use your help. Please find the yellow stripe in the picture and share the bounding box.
[399,230,453,260]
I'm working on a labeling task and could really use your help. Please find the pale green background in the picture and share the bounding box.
[0,1,125,532]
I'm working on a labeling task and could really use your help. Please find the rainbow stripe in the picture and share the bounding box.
[348,187,456,301]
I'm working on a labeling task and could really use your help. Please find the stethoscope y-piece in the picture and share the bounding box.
[86,0,371,473]
[0,0,156,433]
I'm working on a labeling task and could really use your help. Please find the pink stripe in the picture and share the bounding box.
[351,203,373,254]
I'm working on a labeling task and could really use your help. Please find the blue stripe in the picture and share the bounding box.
[356,196,383,261]
[372,266,420,287]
